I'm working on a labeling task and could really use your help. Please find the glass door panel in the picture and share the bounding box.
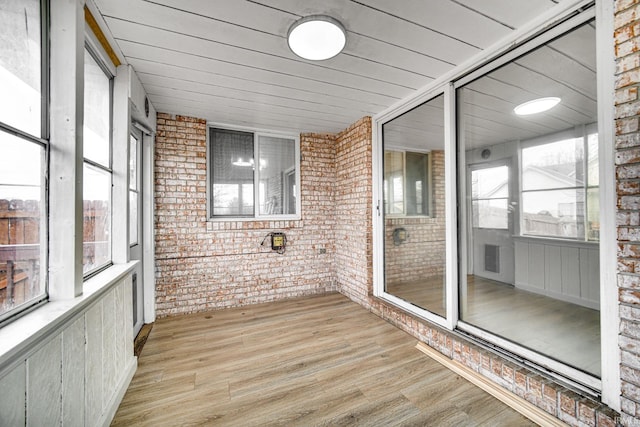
[456,19,600,378]
[382,94,446,318]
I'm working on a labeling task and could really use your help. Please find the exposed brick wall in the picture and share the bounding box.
[615,1,640,425]
[154,113,337,316]
[334,117,374,305]
[154,107,622,425]
[154,34,631,421]
[384,150,446,284]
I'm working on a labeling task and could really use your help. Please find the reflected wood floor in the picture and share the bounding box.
[387,276,600,376]
[387,275,446,317]
[111,293,535,426]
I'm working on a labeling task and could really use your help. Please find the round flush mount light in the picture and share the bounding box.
[287,15,346,61]
[514,97,561,116]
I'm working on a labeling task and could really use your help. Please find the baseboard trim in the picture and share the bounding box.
[415,342,567,427]
[99,356,138,427]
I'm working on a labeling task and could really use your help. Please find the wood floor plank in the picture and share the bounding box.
[111,293,536,426]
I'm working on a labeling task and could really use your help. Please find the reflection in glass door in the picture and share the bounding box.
[456,18,600,380]
[382,94,446,318]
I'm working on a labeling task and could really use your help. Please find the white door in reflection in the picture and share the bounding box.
[468,164,514,286]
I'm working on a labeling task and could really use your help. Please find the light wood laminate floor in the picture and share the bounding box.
[387,276,600,376]
[112,293,535,426]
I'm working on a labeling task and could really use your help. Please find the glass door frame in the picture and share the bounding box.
[129,127,144,337]
[453,7,601,393]
[372,0,619,409]
[372,85,458,330]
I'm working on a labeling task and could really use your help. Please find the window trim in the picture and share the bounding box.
[373,87,452,331]
[0,131,49,325]
[129,131,141,247]
[518,124,599,242]
[455,9,603,393]
[382,148,433,218]
[82,44,114,279]
[206,123,301,221]
[469,162,510,231]
[0,0,49,325]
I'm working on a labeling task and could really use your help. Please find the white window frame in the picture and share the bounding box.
[469,162,510,231]
[128,131,141,247]
[518,124,599,242]
[373,88,455,331]
[0,0,49,324]
[372,0,619,410]
[0,0,139,361]
[82,44,114,279]
[382,148,433,218]
[206,123,301,221]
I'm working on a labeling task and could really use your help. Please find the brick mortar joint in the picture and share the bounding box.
[615,52,640,65]
[615,3,640,17]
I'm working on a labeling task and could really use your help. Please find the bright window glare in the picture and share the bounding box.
[472,166,508,198]
[83,49,110,167]
[0,0,41,137]
[0,132,41,200]
[83,163,111,201]
[0,65,40,136]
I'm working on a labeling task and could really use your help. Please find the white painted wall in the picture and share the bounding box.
[130,65,157,133]
[0,273,136,427]
[471,228,515,283]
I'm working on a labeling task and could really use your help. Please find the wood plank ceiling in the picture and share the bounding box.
[93,0,566,135]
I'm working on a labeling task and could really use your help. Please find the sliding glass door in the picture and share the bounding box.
[375,5,604,393]
[380,94,448,321]
[456,17,600,383]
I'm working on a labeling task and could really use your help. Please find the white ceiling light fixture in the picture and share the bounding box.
[514,97,561,116]
[287,15,346,61]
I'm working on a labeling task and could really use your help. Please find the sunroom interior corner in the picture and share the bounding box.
[0,0,634,426]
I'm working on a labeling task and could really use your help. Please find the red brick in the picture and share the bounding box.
[616,85,640,103]
[596,410,617,427]
[617,132,640,149]
[514,369,527,390]
[528,375,543,398]
[617,36,640,58]
[154,113,340,317]
[577,399,597,427]
[617,147,640,164]
[616,20,640,45]
[623,380,640,402]
[616,4,640,30]
[617,116,640,134]
[560,390,578,417]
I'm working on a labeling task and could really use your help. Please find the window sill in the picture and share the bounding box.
[512,235,598,249]
[207,214,301,222]
[206,218,303,231]
[0,261,138,371]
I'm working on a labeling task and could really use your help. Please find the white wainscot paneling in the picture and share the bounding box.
[0,363,26,426]
[27,333,63,425]
[515,238,599,309]
[63,316,86,427]
[0,269,137,427]
[86,299,104,423]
